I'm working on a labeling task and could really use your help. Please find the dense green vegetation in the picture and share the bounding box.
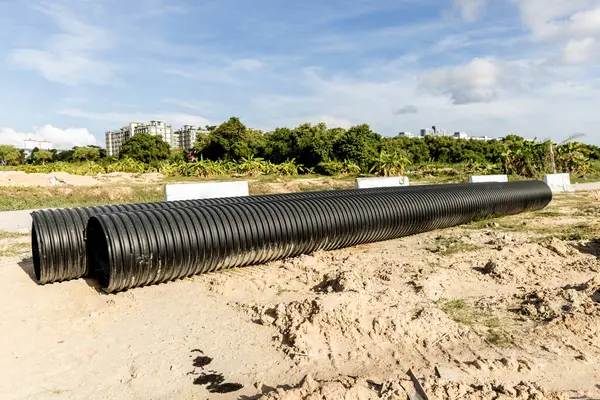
[119,134,171,164]
[1,117,598,180]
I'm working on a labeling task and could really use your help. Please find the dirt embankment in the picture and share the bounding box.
[0,193,599,399]
[0,171,165,187]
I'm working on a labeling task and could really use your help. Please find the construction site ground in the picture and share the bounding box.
[0,189,599,399]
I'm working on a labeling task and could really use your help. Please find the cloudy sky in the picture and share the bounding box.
[0,0,599,148]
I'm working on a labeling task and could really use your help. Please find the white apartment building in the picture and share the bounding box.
[398,131,414,138]
[105,120,174,157]
[105,122,140,157]
[470,136,492,141]
[172,125,208,150]
[23,139,52,151]
[134,120,173,146]
[453,131,468,139]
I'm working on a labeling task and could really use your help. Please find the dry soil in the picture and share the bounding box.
[0,171,164,187]
[0,192,599,399]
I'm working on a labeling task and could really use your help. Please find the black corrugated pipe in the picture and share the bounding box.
[31,184,439,284]
[86,181,551,293]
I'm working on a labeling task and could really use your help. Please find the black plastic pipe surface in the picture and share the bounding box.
[31,184,438,284]
[86,181,552,293]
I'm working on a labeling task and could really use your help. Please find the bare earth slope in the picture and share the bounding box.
[0,192,599,399]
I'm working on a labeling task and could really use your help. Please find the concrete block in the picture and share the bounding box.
[164,181,249,201]
[543,173,574,193]
[468,175,508,183]
[0,209,37,233]
[355,176,409,189]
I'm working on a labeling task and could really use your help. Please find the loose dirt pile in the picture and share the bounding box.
[261,373,569,400]
[0,171,164,187]
[0,192,599,399]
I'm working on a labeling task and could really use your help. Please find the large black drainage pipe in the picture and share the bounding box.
[32,184,440,284]
[86,181,552,293]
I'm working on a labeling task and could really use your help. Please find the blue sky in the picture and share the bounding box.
[1,0,599,148]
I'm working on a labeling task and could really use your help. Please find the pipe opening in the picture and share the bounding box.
[31,222,42,282]
[86,217,111,290]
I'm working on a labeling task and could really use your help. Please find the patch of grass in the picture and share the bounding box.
[486,329,513,347]
[0,242,30,257]
[466,214,600,242]
[0,231,28,239]
[438,299,473,324]
[408,174,467,184]
[437,298,514,348]
[297,182,353,192]
[532,210,565,218]
[0,185,164,211]
[428,237,483,256]
[555,223,599,241]
[573,205,600,217]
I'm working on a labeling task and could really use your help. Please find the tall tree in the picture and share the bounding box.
[196,117,265,161]
[33,150,53,165]
[119,133,170,164]
[333,124,382,172]
[264,127,296,164]
[73,146,101,161]
[0,145,23,165]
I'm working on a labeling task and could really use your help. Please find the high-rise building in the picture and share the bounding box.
[105,121,174,157]
[134,120,173,145]
[453,132,468,139]
[420,126,447,137]
[172,125,208,150]
[105,122,140,157]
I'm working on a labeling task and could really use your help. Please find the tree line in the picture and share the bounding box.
[1,116,598,178]
[191,117,598,177]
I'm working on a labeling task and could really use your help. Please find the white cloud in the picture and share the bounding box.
[11,50,115,86]
[10,3,116,85]
[57,108,212,129]
[516,2,600,65]
[312,116,354,129]
[162,99,213,113]
[564,37,597,63]
[419,57,502,104]
[229,58,263,71]
[516,0,590,39]
[0,125,98,149]
[453,0,485,22]
[161,68,195,79]
[569,7,600,37]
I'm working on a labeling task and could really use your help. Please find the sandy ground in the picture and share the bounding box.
[1,193,600,400]
[0,171,164,187]
[573,182,600,191]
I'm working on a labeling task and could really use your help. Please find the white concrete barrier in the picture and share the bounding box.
[164,181,249,201]
[543,173,574,193]
[355,176,409,189]
[468,175,508,183]
[0,209,38,234]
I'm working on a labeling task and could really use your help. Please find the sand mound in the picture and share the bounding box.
[0,171,164,187]
[260,373,570,400]
[517,276,600,322]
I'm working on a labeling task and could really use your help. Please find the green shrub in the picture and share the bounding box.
[315,161,343,176]
[106,158,149,174]
[315,160,360,176]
